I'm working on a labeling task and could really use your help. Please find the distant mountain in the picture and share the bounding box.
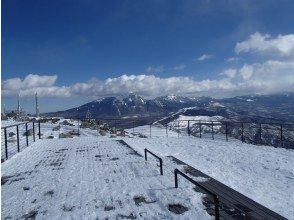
[45,93,294,123]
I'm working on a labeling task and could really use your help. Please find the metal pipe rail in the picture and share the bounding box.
[1,121,42,161]
[174,169,220,220]
[144,148,163,175]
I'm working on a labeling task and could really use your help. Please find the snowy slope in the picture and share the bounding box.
[123,137,294,219]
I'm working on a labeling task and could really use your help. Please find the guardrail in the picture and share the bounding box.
[1,121,42,161]
[144,148,163,175]
[77,118,294,148]
[174,168,220,220]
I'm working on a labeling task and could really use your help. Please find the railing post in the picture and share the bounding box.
[166,124,168,137]
[25,123,29,147]
[4,128,8,160]
[159,158,163,175]
[144,148,147,161]
[175,169,178,188]
[33,122,35,142]
[241,123,244,142]
[133,121,135,133]
[211,122,214,140]
[16,125,20,152]
[199,122,202,138]
[38,121,41,139]
[225,122,228,142]
[259,123,262,145]
[78,119,80,135]
[280,124,283,147]
[188,120,190,136]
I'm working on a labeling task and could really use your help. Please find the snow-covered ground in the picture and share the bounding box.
[2,138,211,219]
[2,118,293,218]
[123,137,294,219]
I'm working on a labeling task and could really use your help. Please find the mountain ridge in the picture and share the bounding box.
[44,93,294,123]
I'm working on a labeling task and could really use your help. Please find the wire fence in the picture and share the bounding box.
[2,118,294,161]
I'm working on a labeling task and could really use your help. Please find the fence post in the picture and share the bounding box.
[25,123,29,147]
[259,123,262,145]
[199,122,202,138]
[241,123,244,143]
[38,121,41,139]
[16,125,20,152]
[211,122,214,140]
[33,122,35,142]
[188,120,190,136]
[78,119,80,135]
[4,128,8,160]
[133,121,135,133]
[225,122,228,141]
[280,124,283,147]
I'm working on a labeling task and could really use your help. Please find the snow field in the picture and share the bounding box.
[2,138,212,219]
[123,136,294,219]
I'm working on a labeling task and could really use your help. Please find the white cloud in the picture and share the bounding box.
[3,62,294,98]
[235,32,294,57]
[1,74,68,98]
[197,54,213,61]
[226,57,240,62]
[219,68,237,78]
[144,65,165,73]
[172,64,186,71]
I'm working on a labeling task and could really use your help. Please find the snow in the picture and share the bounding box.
[1,119,23,127]
[211,102,225,107]
[175,115,224,122]
[1,138,211,219]
[123,136,294,219]
[2,118,293,219]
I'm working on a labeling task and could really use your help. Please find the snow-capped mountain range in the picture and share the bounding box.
[45,93,294,123]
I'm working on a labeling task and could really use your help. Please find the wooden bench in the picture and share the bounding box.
[168,156,287,220]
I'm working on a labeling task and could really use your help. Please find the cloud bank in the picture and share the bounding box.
[2,33,294,98]
[235,32,294,57]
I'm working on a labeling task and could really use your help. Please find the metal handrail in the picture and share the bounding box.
[1,121,42,161]
[144,148,163,175]
[1,121,30,129]
[174,168,220,220]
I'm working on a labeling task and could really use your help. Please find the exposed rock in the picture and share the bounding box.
[23,129,33,136]
[60,120,74,126]
[99,130,107,136]
[52,125,61,131]
[59,133,73,138]
[9,132,15,137]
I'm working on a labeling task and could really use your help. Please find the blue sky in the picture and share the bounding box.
[2,0,294,113]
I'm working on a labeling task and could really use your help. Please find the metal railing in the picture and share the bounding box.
[174,168,220,220]
[1,121,42,161]
[78,118,294,148]
[144,148,163,175]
